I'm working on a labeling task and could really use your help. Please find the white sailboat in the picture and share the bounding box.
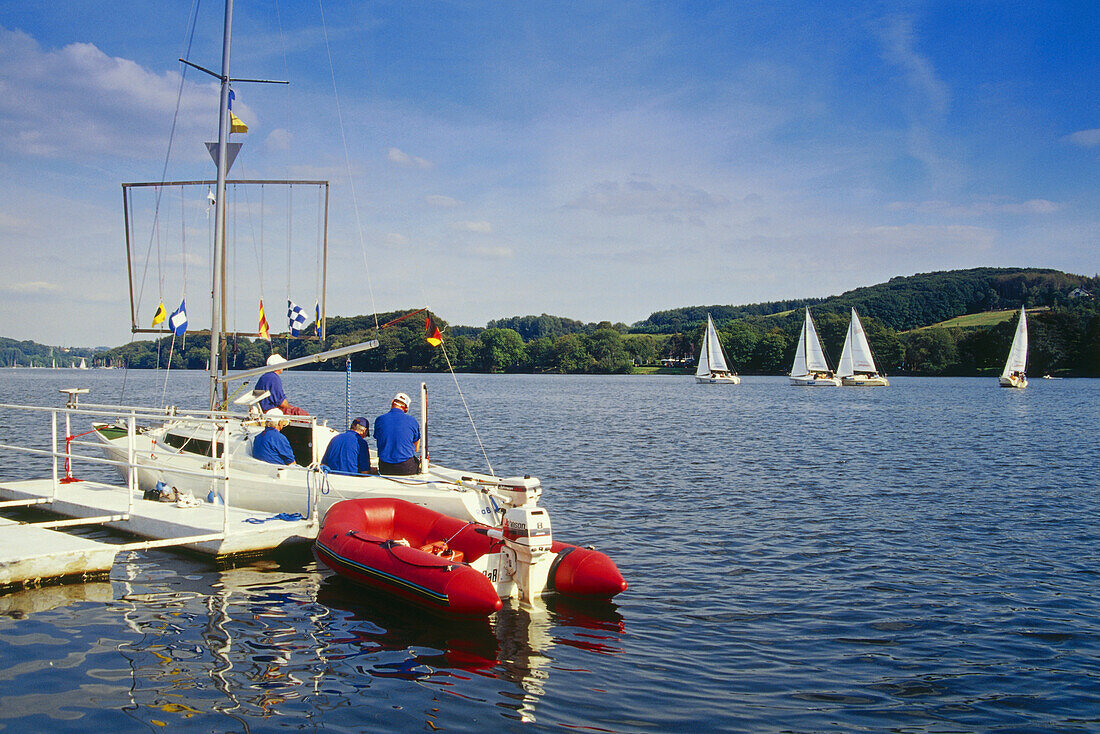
[695,314,740,384]
[789,309,840,386]
[89,0,569,605]
[78,358,88,370]
[999,306,1028,388]
[837,308,889,386]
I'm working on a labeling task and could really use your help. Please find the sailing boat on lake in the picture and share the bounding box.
[999,306,1028,388]
[695,314,740,384]
[837,308,888,386]
[91,0,549,532]
[789,309,840,386]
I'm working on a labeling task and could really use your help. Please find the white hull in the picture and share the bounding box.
[94,420,530,526]
[695,373,741,384]
[789,374,841,386]
[841,374,889,387]
[999,375,1028,389]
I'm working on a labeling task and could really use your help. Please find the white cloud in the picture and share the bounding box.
[452,220,493,233]
[876,15,949,116]
[470,245,513,258]
[1062,129,1100,148]
[387,147,432,169]
[265,128,292,152]
[424,194,460,208]
[0,280,63,295]
[565,180,729,218]
[862,224,996,252]
[384,232,409,245]
[0,26,224,160]
[888,198,1063,216]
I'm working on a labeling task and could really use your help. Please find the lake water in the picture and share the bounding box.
[0,369,1098,732]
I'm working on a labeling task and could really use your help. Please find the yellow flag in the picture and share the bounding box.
[151,301,167,327]
[230,111,248,134]
[258,300,270,341]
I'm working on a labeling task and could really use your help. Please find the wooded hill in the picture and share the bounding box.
[6,268,1099,377]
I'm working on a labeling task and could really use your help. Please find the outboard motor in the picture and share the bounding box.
[500,504,554,603]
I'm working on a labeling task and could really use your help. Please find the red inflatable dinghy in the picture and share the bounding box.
[315,498,626,616]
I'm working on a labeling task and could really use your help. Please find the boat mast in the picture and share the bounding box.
[208,0,234,411]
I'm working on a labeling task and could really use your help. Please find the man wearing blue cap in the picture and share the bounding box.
[321,416,372,475]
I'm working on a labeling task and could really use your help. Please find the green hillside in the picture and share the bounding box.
[634,268,1096,333]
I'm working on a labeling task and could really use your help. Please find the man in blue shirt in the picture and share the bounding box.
[374,392,421,475]
[322,417,372,475]
[252,408,296,465]
[255,354,308,415]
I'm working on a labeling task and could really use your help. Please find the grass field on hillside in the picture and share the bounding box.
[916,306,1045,331]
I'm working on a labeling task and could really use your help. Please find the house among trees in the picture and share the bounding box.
[1069,287,1093,299]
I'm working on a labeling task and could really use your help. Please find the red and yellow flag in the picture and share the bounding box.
[426,316,443,347]
[258,300,271,341]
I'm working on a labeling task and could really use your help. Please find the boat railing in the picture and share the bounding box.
[0,400,247,548]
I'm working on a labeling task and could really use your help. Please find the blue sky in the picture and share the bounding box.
[1,1,1097,347]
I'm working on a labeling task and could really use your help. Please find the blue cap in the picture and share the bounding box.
[351,417,368,429]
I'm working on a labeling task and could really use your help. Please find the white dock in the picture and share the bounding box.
[0,515,118,588]
[0,478,318,588]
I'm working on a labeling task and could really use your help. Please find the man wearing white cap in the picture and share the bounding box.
[255,353,308,415]
[373,392,421,475]
[252,408,296,465]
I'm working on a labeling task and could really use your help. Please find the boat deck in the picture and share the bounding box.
[0,478,318,589]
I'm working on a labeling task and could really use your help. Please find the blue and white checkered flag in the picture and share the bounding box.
[169,299,188,337]
[288,300,308,337]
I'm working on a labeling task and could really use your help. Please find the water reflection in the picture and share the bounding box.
[0,553,626,729]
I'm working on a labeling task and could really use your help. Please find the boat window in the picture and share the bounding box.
[163,433,222,458]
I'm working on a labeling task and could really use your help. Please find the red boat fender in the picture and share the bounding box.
[548,544,628,598]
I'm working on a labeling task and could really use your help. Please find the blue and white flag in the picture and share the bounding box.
[288,300,308,337]
[169,299,188,337]
[314,301,321,328]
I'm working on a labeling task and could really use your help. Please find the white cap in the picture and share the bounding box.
[267,354,287,366]
[265,407,284,417]
[393,392,411,408]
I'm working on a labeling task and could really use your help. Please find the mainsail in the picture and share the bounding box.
[837,308,878,377]
[792,309,830,375]
[696,314,730,376]
[1001,306,1028,378]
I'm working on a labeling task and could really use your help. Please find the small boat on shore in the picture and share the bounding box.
[315,498,627,616]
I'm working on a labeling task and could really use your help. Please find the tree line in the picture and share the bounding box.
[7,268,1100,377]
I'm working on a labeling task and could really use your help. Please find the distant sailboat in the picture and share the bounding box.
[999,306,1028,388]
[837,308,889,386]
[695,314,740,384]
[78,358,88,370]
[790,309,840,386]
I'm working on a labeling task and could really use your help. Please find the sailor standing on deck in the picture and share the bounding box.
[256,354,308,415]
[252,408,296,465]
[374,392,421,476]
[322,417,372,475]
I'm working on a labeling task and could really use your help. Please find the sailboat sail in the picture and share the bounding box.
[795,310,830,373]
[1001,307,1028,377]
[837,308,878,377]
[696,315,730,376]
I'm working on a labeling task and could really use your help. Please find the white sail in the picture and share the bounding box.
[791,309,831,376]
[696,314,730,376]
[1001,306,1028,378]
[837,308,878,377]
[791,315,808,377]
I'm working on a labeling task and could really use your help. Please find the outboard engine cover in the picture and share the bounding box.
[502,505,553,602]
